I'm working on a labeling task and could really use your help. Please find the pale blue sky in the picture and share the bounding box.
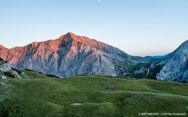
[0,0,188,56]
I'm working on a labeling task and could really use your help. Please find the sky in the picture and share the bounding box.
[0,0,188,56]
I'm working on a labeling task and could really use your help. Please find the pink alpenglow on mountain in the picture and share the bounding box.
[0,32,129,78]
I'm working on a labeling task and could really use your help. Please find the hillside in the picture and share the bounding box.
[156,40,188,82]
[119,40,188,83]
[0,33,188,83]
[0,71,188,117]
[0,33,148,78]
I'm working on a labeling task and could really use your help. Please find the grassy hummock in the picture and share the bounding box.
[0,71,188,117]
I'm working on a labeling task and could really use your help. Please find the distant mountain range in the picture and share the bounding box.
[0,32,187,82]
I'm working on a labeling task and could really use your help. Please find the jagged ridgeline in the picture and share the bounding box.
[0,33,187,82]
[0,32,136,78]
[116,40,188,82]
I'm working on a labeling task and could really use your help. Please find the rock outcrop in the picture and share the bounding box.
[0,58,21,79]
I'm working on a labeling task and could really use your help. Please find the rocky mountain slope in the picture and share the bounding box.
[156,40,188,82]
[120,40,188,82]
[0,33,147,78]
[0,32,187,82]
[0,58,21,79]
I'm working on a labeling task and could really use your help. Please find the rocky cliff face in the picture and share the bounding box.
[156,40,188,82]
[1,32,187,82]
[111,40,188,83]
[0,45,8,61]
[0,32,137,78]
[0,58,21,79]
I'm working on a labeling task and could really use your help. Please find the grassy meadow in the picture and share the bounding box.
[0,70,188,117]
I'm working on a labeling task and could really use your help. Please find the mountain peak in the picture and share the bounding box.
[0,44,7,49]
[59,32,105,46]
[0,32,129,78]
[173,40,188,52]
[65,32,77,39]
[66,32,76,36]
[58,32,78,41]
[181,40,188,47]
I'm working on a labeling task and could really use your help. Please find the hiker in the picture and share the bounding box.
[106,85,109,91]
[112,85,115,90]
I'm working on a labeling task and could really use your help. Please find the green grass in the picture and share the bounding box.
[0,72,188,117]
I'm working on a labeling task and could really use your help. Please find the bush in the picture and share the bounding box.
[4,71,15,78]
[25,69,34,72]
[47,74,60,78]
[38,72,44,74]
[12,68,22,75]
[186,100,188,104]
[0,103,23,117]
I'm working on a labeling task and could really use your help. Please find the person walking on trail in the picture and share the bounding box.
[112,85,115,90]
[106,85,109,91]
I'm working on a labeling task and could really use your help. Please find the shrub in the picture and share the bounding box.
[25,69,34,72]
[12,68,22,75]
[0,103,23,117]
[38,72,44,74]
[47,74,60,78]
[4,71,15,78]
[185,100,188,104]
